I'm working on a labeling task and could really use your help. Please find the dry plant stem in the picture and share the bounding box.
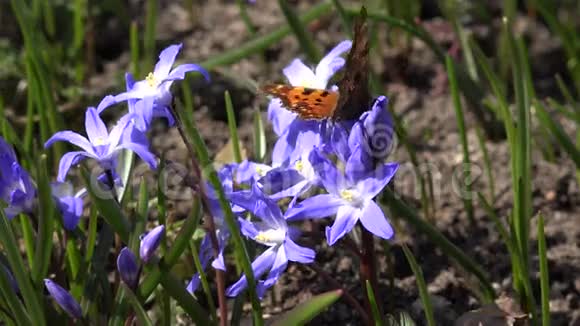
[169,106,228,326]
[307,263,371,326]
[359,225,382,319]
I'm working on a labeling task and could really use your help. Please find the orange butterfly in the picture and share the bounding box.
[261,8,370,122]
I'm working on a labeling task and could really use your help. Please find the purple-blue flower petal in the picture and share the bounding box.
[284,237,315,264]
[84,107,109,145]
[359,200,393,240]
[282,59,316,86]
[117,247,139,289]
[167,63,210,82]
[153,43,182,79]
[256,247,288,298]
[326,205,359,246]
[309,149,341,195]
[356,162,398,199]
[225,247,278,297]
[118,142,157,170]
[44,131,95,156]
[284,194,342,221]
[44,279,83,319]
[140,225,165,263]
[56,151,91,182]
[315,40,352,85]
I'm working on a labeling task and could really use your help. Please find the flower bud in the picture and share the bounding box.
[139,225,165,263]
[44,279,82,319]
[117,247,139,289]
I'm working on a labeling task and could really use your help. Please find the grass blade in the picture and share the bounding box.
[277,0,320,62]
[365,280,384,326]
[537,214,550,326]
[272,289,343,326]
[402,245,435,326]
[446,55,474,223]
[121,285,154,326]
[225,90,243,163]
[383,188,495,301]
[0,210,45,325]
[534,100,580,167]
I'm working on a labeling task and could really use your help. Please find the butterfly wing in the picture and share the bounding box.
[333,8,371,121]
[261,84,339,120]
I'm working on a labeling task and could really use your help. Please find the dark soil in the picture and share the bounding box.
[3,0,579,325]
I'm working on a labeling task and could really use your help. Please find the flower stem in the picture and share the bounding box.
[359,225,382,322]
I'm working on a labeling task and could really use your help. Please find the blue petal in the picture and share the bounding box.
[315,40,352,86]
[282,59,316,87]
[345,146,373,184]
[238,217,259,239]
[359,200,393,240]
[356,162,398,199]
[84,107,109,146]
[44,279,83,319]
[326,205,359,246]
[268,99,296,136]
[45,131,95,156]
[139,225,165,263]
[117,247,139,289]
[118,142,157,170]
[225,247,277,297]
[57,196,83,230]
[284,194,342,221]
[153,43,182,79]
[284,237,315,264]
[186,274,201,294]
[57,151,91,182]
[167,63,210,82]
[256,247,288,298]
[258,167,303,197]
[330,124,351,162]
[309,149,341,195]
[96,95,117,114]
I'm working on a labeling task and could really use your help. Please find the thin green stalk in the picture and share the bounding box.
[189,238,217,322]
[365,280,383,326]
[537,214,550,326]
[0,264,31,325]
[475,126,496,203]
[402,245,435,326]
[199,2,331,70]
[130,21,140,77]
[236,0,257,35]
[122,284,154,326]
[20,215,34,266]
[253,108,267,162]
[144,0,157,68]
[177,101,263,325]
[0,210,46,326]
[32,155,56,285]
[277,0,320,62]
[446,55,474,224]
[225,91,243,163]
[383,188,495,301]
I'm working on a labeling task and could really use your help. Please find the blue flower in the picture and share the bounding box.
[112,44,209,129]
[45,105,157,182]
[44,279,83,319]
[286,147,398,245]
[51,181,85,230]
[268,41,352,164]
[348,96,395,164]
[139,225,165,263]
[268,40,352,135]
[117,247,140,289]
[0,137,36,219]
[226,183,315,298]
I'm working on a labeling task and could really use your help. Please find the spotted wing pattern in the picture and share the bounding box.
[261,84,339,120]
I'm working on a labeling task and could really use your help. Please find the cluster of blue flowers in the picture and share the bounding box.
[0,39,398,317]
[187,40,399,298]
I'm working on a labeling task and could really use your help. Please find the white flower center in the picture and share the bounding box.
[93,137,107,146]
[145,72,158,88]
[340,189,363,207]
[254,228,286,246]
[255,166,268,177]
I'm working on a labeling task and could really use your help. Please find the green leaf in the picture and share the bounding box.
[81,169,130,242]
[365,280,384,326]
[277,0,320,62]
[225,90,243,163]
[537,214,551,326]
[0,210,46,325]
[401,245,435,326]
[534,100,580,167]
[383,188,495,302]
[121,285,154,326]
[272,290,343,326]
